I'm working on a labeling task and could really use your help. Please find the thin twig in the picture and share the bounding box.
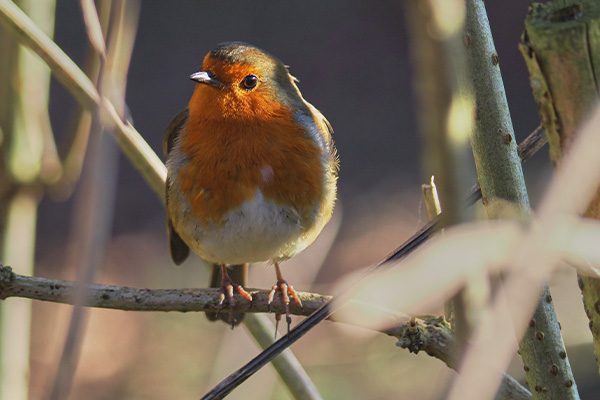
[0,0,166,201]
[48,1,118,397]
[0,264,328,314]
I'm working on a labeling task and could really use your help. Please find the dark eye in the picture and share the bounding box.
[242,75,258,90]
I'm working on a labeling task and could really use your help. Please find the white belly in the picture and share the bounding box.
[174,189,309,264]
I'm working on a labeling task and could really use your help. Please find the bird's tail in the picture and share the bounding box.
[206,263,248,326]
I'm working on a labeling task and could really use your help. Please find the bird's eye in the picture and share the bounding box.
[241,75,258,90]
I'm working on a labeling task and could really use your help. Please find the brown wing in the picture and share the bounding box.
[167,211,189,265]
[306,103,339,173]
[165,109,191,265]
[163,108,189,156]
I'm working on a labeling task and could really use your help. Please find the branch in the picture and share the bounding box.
[0,264,328,315]
[463,0,578,398]
[0,263,532,400]
[388,317,531,400]
[0,0,166,202]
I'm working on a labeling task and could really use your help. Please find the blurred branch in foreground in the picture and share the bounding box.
[0,0,167,201]
[448,99,600,400]
[6,218,600,315]
[404,0,477,353]
[0,0,56,399]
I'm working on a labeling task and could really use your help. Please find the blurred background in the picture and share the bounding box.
[2,0,598,399]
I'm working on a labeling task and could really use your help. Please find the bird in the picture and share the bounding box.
[163,41,338,328]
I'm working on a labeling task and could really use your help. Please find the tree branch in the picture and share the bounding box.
[0,263,532,400]
[0,264,329,315]
[464,0,578,398]
[388,317,531,400]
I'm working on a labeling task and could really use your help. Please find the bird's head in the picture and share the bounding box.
[188,41,303,121]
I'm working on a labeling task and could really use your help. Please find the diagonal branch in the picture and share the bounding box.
[0,0,166,202]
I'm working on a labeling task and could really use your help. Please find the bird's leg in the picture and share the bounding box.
[267,262,303,332]
[217,264,253,327]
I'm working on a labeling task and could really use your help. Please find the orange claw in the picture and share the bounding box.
[216,264,253,328]
[268,263,303,333]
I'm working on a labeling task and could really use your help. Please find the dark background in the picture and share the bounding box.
[26,1,598,399]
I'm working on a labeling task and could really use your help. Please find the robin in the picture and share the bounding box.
[163,41,338,328]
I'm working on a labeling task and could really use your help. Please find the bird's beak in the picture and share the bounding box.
[190,71,224,88]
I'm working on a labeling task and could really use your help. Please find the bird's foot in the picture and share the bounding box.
[268,280,303,334]
[217,276,253,329]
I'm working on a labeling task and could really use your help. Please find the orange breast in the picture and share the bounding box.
[179,86,324,226]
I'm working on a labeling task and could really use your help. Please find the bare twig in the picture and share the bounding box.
[0,264,328,314]
[422,176,442,221]
[0,0,166,201]
[48,1,121,397]
[517,125,547,163]
[79,0,106,58]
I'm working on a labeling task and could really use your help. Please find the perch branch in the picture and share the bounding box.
[0,264,328,314]
[0,263,532,400]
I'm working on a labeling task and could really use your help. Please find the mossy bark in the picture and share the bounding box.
[521,0,600,378]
